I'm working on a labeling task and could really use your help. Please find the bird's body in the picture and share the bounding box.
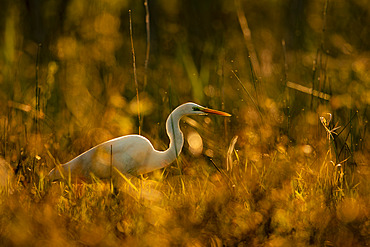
[48,102,230,181]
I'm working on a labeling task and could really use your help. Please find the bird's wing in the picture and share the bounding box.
[90,135,155,176]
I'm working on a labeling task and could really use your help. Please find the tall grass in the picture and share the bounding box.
[0,0,369,246]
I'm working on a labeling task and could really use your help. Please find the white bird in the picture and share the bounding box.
[48,102,231,182]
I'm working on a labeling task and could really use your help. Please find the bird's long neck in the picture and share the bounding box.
[140,107,185,174]
[162,110,184,164]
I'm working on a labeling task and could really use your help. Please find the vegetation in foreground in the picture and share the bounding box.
[0,0,369,246]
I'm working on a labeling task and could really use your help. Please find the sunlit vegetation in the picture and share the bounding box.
[0,0,369,246]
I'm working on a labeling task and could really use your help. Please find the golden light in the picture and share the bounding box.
[302,145,313,155]
[187,131,203,156]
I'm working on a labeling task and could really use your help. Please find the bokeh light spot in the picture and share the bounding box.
[187,131,203,156]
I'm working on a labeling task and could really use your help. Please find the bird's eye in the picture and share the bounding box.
[192,106,201,111]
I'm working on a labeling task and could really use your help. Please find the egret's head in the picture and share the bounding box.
[178,102,231,117]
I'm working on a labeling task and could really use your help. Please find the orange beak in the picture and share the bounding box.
[200,107,231,117]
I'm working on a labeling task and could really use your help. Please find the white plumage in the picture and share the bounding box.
[48,102,230,181]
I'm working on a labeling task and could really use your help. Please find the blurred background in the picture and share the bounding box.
[0,0,369,245]
[0,0,368,160]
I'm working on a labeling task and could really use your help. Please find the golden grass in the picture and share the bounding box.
[0,0,369,246]
[0,112,368,246]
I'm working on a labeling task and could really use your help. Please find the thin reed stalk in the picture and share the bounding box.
[129,10,141,135]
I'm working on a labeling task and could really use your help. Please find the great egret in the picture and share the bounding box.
[48,102,231,181]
